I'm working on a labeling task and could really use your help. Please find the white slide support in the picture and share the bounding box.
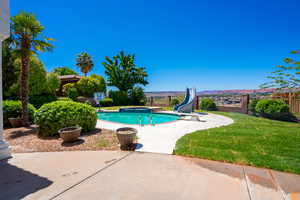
[174,88,197,113]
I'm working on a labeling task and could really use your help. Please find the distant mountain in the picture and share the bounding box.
[145,88,277,97]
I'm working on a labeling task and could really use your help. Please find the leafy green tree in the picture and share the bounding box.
[6,56,47,98]
[91,74,106,92]
[76,76,106,97]
[46,73,60,94]
[11,12,54,126]
[261,50,300,90]
[76,52,93,76]
[102,51,148,92]
[2,38,19,99]
[53,67,78,76]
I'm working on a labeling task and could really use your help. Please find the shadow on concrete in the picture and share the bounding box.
[0,160,52,200]
[120,143,143,151]
[195,112,208,115]
[188,158,244,180]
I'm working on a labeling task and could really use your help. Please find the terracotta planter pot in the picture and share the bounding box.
[116,127,137,149]
[59,126,82,142]
[8,118,23,128]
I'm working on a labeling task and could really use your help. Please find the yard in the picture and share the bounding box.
[175,112,300,174]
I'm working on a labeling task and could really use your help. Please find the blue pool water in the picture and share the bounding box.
[97,112,180,125]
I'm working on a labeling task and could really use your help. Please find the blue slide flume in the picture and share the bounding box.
[173,88,196,113]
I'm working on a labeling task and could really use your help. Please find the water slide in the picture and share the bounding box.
[173,88,196,113]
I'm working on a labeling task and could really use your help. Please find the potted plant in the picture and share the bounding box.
[58,126,82,142]
[116,127,137,149]
[8,117,23,128]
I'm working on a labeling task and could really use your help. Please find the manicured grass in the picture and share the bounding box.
[175,112,300,174]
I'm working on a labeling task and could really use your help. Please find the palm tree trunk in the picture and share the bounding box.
[20,41,30,127]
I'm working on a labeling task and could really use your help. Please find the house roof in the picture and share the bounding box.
[59,75,82,81]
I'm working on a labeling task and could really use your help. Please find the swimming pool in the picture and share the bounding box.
[97,112,180,125]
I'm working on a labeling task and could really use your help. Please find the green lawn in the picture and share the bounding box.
[175,112,300,174]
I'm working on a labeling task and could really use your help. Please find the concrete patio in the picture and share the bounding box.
[1,151,299,200]
[97,112,234,154]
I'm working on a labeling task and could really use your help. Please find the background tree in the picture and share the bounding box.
[2,38,19,99]
[76,52,93,76]
[5,56,60,108]
[261,50,300,90]
[11,12,54,126]
[102,51,148,92]
[53,66,78,76]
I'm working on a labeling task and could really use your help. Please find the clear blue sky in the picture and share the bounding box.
[11,0,300,91]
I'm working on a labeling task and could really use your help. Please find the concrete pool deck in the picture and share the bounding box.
[97,112,234,154]
[1,151,299,200]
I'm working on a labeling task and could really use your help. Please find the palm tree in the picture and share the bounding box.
[11,12,54,126]
[76,52,94,76]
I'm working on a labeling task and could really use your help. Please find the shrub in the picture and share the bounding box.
[255,99,294,121]
[100,98,113,107]
[76,76,106,97]
[67,87,79,101]
[249,99,259,115]
[35,101,97,136]
[108,90,130,106]
[129,87,146,105]
[63,83,75,94]
[29,94,57,108]
[171,98,180,106]
[200,98,217,111]
[3,100,36,126]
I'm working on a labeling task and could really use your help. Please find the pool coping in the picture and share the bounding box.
[97,112,182,126]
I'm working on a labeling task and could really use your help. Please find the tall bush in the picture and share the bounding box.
[76,76,106,97]
[129,87,146,105]
[100,98,113,107]
[249,99,259,115]
[255,99,294,121]
[29,94,57,108]
[108,90,130,106]
[35,101,97,136]
[200,98,217,111]
[171,98,180,106]
[3,100,36,126]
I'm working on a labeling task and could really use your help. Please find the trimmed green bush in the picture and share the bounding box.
[129,87,146,105]
[249,98,259,115]
[200,98,217,111]
[100,98,113,107]
[3,100,36,126]
[67,87,79,101]
[35,101,97,136]
[171,98,180,106]
[255,99,294,121]
[108,90,130,106]
[63,83,75,94]
[29,94,57,108]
